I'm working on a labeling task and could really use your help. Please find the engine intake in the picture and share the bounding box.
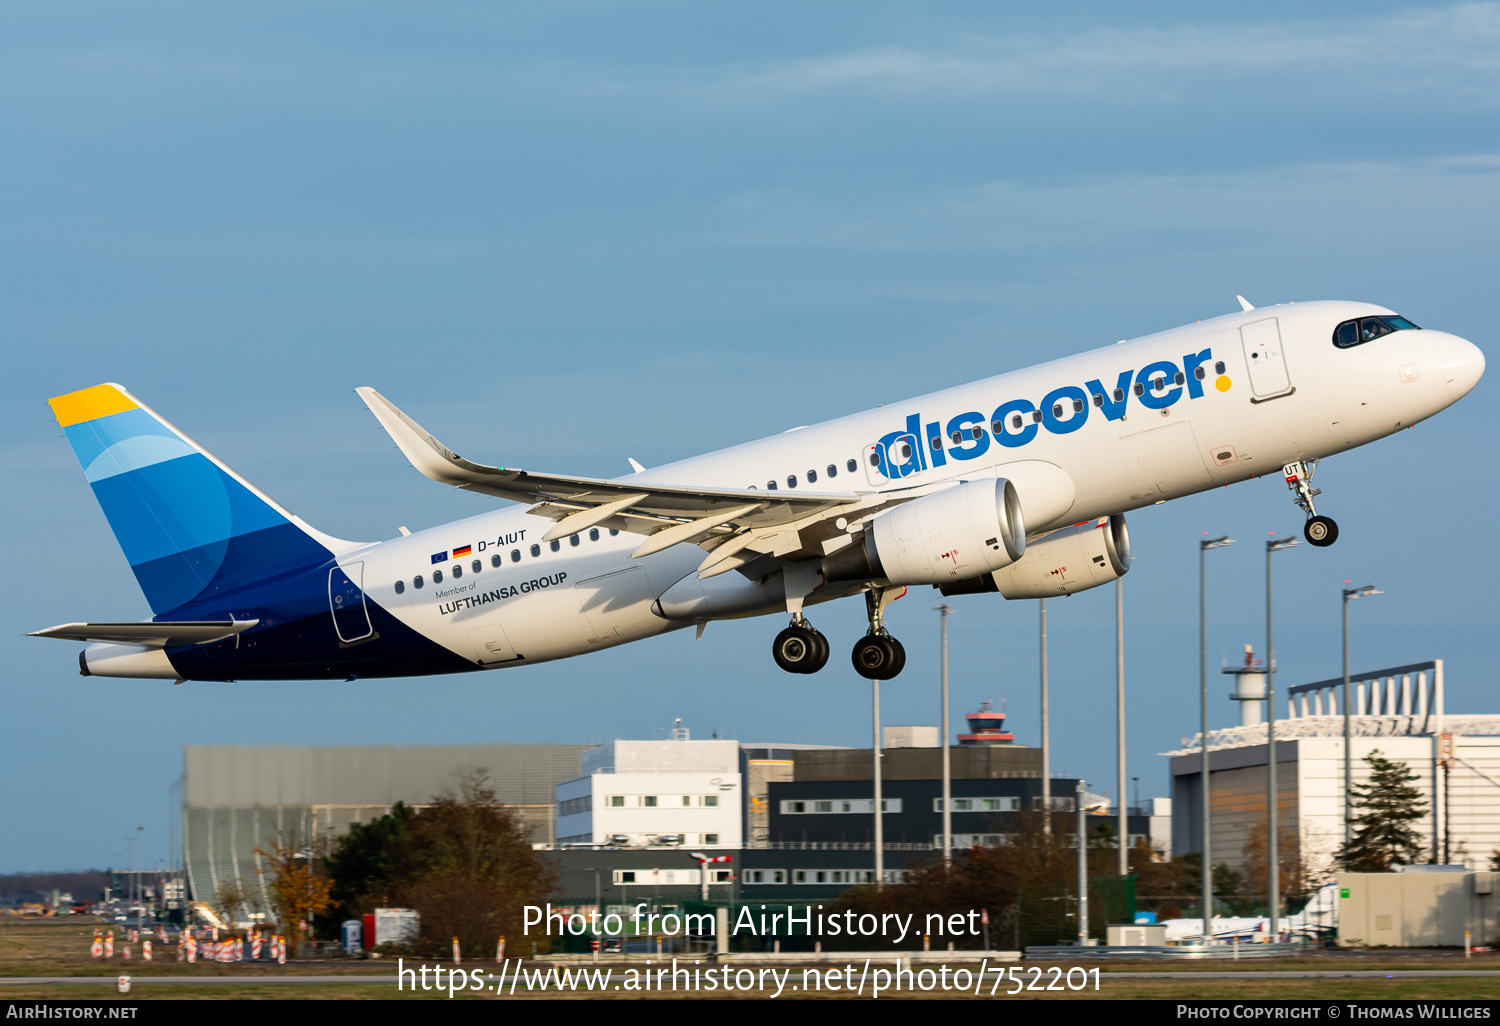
[939,514,1131,599]
[824,478,1025,586]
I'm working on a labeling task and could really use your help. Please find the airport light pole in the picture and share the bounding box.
[1266,534,1300,940]
[1040,598,1050,835]
[1116,580,1127,877]
[1200,534,1235,940]
[936,604,954,866]
[1342,584,1381,846]
[873,677,884,889]
[1076,780,1089,946]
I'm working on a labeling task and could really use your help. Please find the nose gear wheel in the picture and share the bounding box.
[1303,515,1338,547]
[1284,460,1339,547]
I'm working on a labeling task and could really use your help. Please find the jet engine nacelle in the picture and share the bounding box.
[940,514,1131,599]
[824,478,1025,586]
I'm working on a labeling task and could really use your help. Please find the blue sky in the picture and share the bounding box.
[3,2,1496,872]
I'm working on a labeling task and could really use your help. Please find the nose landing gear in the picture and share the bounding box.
[1284,460,1338,547]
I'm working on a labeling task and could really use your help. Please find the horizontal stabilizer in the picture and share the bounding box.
[29,620,259,647]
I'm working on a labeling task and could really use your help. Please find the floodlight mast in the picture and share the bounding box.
[1199,534,1234,941]
[1265,534,1301,941]
[935,603,954,867]
[1341,585,1382,846]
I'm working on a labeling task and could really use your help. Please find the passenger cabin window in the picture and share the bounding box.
[807,469,817,482]
[1011,414,1023,430]
[452,564,462,578]
[492,553,502,567]
[550,540,561,552]
[414,575,424,589]
[1194,367,1205,380]
[787,475,798,488]
[827,464,838,478]
[1214,361,1225,375]
[511,549,521,562]
[1133,382,1145,396]
[847,459,858,472]
[472,559,481,573]
[1113,387,1125,402]
[570,534,580,546]
[531,544,541,557]
[394,580,405,595]
[610,529,619,536]
[767,479,778,490]
[433,570,443,583]
[589,528,599,541]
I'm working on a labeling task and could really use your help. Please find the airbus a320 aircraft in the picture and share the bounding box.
[33,300,1483,683]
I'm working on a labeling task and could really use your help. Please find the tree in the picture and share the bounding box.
[1338,750,1428,872]
[1130,840,1197,920]
[325,802,414,924]
[210,878,251,929]
[1243,823,1308,909]
[255,835,333,952]
[391,771,558,958]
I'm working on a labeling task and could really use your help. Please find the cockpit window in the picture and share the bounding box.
[1334,315,1420,348]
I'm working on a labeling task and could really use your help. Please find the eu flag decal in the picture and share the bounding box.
[431,551,447,564]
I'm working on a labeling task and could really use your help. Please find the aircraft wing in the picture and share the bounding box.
[29,620,260,647]
[358,387,865,571]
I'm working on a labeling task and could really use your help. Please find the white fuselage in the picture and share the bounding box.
[342,301,1482,669]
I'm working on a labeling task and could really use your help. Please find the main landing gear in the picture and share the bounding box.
[768,586,908,679]
[772,617,830,675]
[852,586,906,680]
[1283,460,1339,548]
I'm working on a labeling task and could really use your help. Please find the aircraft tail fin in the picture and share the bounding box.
[48,383,346,615]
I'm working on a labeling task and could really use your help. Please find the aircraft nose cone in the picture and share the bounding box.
[1446,335,1486,402]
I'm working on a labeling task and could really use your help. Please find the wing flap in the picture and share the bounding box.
[30,620,259,647]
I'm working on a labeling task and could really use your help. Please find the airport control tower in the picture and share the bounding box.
[1224,644,1269,727]
[957,700,1016,746]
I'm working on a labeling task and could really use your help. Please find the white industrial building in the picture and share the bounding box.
[555,732,744,848]
[1167,659,1500,878]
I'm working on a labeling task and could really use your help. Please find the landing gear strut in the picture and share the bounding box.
[852,587,906,680]
[1284,460,1338,547]
[772,616,830,674]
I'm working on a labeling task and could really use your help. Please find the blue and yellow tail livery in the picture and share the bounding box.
[49,383,332,615]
